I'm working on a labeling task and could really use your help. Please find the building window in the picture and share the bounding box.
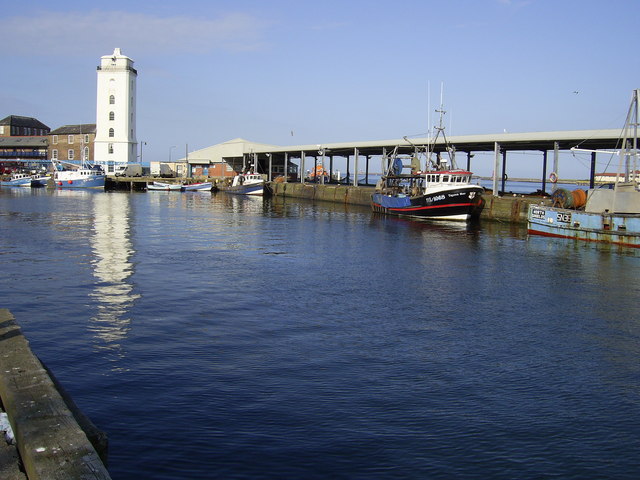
[68,135,74,144]
[109,128,114,138]
[84,134,89,143]
[83,146,89,161]
[52,149,58,160]
[68,149,74,160]
[108,143,114,154]
[109,95,115,104]
[109,111,115,121]
[52,135,58,145]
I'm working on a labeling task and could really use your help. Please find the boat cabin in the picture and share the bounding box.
[424,170,473,185]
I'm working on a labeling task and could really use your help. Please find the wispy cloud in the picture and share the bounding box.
[497,0,532,6]
[0,10,269,56]
[310,21,350,31]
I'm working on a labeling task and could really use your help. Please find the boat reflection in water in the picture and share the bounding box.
[89,192,139,368]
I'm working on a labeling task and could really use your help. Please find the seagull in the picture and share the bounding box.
[573,91,579,94]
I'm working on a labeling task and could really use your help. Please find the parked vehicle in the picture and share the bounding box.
[150,162,175,178]
[115,164,143,177]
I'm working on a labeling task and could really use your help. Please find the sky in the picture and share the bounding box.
[2,0,639,177]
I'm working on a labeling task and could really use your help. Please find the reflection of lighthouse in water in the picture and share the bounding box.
[89,193,139,363]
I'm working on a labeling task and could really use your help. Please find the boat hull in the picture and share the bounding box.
[54,176,105,189]
[372,186,484,221]
[181,182,212,191]
[527,204,640,248]
[30,177,50,187]
[1,176,32,187]
[147,182,181,191]
[218,183,264,195]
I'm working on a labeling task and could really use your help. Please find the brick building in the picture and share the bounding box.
[48,124,96,164]
[0,115,50,173]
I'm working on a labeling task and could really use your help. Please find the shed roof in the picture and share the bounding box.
[182,138,279,164]
[186,129,625,163]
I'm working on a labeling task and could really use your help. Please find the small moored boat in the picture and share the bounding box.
[527,89,640,248]
[217,171,265,196]
[30,175,51,187]
[147,181,181,191]
[1,173,33,187]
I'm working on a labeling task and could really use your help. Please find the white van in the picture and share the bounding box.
[114,164,143,177]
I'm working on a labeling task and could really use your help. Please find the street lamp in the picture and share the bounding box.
[139,141,147,163]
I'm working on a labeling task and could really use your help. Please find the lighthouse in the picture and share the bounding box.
[95,48,137,174]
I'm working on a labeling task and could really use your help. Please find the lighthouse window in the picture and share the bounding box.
[109,128,114,138]
[109,95,115,104]
[108,143,114,154]
[109,111,115,121]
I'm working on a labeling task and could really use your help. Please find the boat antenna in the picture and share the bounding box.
[430,84,456,170]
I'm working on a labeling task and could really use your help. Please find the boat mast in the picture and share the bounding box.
[430,83,456,170]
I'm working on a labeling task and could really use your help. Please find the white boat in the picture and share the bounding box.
[181,182,212,192]
[527,89,640,248]
[53,165,105,189]
[147,181,181,191]
[1,173,33,187]
[218,171,265,196]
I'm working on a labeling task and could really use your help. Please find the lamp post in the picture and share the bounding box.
[140,141,147,163]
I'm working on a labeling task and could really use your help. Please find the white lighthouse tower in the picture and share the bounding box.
[95,48,137,174]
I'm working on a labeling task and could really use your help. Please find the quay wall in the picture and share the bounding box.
[269,182,545,224]
[0,309,111,480]
[105,177,544,224]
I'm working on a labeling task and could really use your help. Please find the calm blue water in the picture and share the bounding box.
[1,187,639,479]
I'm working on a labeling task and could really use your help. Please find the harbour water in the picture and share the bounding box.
[1,187,639,479]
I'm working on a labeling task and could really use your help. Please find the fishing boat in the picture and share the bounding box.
[372,103,484,221]
[181,182,212,192]
[30,175,51,187]
[217,171,265,195]
[527,89,640,248]
[53,165,105,189]
[147,181,181,191]
[0,173,33,187]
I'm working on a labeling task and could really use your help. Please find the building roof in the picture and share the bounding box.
[186,129,626,163]
[246,128,625,156]
[50,124,96,135]
[0,136,49,148]
[182,138,279,164]
[0,115,50,130]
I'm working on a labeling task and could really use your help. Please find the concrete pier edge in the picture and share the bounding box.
[0,309,111,480]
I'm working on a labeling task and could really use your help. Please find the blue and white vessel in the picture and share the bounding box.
[528,89,640,248]
[218,171,265,196]
[53,161,105,189]
[0,173,33,187]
